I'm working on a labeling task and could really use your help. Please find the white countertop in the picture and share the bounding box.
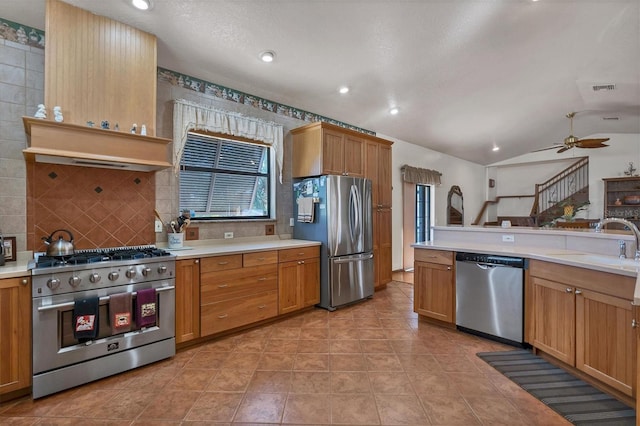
[0,238,321,280]
[413,240,640,305]
[162,236,321,260]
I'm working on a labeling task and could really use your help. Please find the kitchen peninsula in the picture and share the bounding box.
[414,225,640,406]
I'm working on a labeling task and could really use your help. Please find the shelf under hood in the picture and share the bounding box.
[22,117,173,172]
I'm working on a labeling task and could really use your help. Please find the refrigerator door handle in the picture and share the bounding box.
[349,184,361,244]
[333,253,374,264]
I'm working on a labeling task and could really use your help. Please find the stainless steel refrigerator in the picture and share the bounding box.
[293,175,374,310]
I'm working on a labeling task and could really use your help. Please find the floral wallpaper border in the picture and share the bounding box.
[0,16,374,136]
[158,67,375,135]
[0,17,45,48]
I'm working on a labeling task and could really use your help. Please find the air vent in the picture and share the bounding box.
[592,84,616,91]
[602,117,620,121]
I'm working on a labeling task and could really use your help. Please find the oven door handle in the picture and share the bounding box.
[36,286,175,312]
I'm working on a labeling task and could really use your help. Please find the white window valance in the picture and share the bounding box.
[173,98,284,183]
[401,165,442,185]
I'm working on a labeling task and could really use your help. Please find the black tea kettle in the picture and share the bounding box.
[42,229,75,257]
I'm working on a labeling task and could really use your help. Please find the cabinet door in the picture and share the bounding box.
[343,134,364,177]
[175,259,200,344]
[0,276,31,395]
[414,261,454,323]
[377,144,392,207]
[365,140,380,206]
[378,208,393,287]
[576,289,635,396]
[301,257,320,307]
[278,260,302,314]
[322,129,345,175]
[532,276,575,365]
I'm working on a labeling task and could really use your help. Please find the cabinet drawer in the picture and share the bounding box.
[201,291,278,336]
[279,246,320,262]
[244,250,278,267]
[414,249,453,266]
[201,264,278,304]
[200,255,243,273]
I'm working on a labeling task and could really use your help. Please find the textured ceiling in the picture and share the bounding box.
[3,0,639,165]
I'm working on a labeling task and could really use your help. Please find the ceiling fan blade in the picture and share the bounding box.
[531,144,564,153]
[576,138,610,148]
[557,145,572,154]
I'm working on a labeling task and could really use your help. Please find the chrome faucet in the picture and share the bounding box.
[595,218,640,261]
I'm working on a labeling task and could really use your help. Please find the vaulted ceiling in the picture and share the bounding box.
[3,0,639,165]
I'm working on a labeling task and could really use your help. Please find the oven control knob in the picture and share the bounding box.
[108,272,120,281]
[126,268,137,278]
[158,265,168,274]
[68,276,81,287]
[142,267,152,277]
[89,273,101,284]
[47,278,61,290]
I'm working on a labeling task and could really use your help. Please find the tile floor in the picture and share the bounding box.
[0,279,569,425]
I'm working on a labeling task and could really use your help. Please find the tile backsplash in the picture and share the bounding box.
[27,162,155,251]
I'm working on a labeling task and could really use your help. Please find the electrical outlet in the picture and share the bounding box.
[289,218,294,227]
[155,220,163,233]
[224,232,234,239]
[502,234,515,242]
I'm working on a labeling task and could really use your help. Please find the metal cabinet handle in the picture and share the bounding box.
[218,314,228,319]
[565,288,573,293]
[218,284,229,288]
[194,259,199,264]
[447,266,451,270]
[257,305,266,309]
[257,277,267,281]
[21,279,28,286]
[575,289,582,295]
[257,257,265,261]
[298,252,305,256]
[218,261,229,265]
[632,319,638,328]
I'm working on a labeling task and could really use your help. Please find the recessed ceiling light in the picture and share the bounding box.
[259,51,276,63]
[131,0,151,10]
[492,146,500,152]
[339,86,349,94]
[389,107,399,115]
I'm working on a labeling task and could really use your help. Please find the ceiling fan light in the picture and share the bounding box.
[564,135,579,144]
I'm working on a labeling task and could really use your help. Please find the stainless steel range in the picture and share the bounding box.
[30,246,176,399]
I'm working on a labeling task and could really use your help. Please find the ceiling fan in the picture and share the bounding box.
[533,112,610,153]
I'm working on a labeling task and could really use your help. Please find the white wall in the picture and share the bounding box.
[491,133,640,222]
[378,134,486,271]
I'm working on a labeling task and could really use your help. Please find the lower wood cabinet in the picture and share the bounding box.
[413,249,454,324]
[175,259,200,344]
[531,260,636,396]
[189,245,320,337]
[278,246,320,314]
[200,252,278,337]
[0,276,31,397]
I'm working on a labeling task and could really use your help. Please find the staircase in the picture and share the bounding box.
[473,157,590,226]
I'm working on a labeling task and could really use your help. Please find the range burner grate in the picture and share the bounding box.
[34,246,172,268]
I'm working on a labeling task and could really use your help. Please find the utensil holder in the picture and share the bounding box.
[168,232,184,249]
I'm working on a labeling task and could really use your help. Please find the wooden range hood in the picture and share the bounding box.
[23,0,172,171]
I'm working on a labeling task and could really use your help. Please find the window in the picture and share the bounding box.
[179,132,272,219]
[415,184,431,243]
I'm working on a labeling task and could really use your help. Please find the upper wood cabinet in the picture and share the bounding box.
[292,122,365,177]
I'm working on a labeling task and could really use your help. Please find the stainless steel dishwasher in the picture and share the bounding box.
[455,252,527,346]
